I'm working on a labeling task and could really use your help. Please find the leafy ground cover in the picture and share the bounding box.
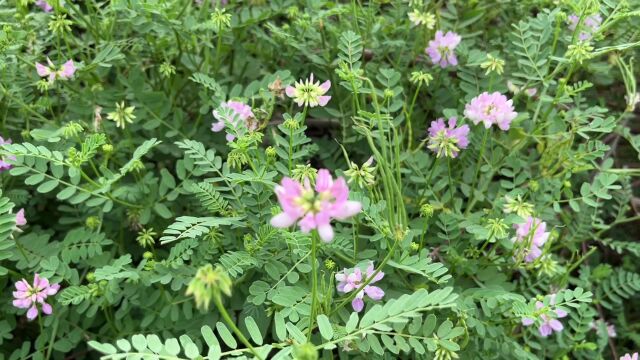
[1,0,640,359]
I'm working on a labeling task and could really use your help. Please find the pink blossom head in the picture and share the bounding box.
[12,273,60,320]
[285,73,331,108]
[270,169,361,242]
[15,208,26,227]
[568,13,602,41]
[0,136,15,171]
[335,262,384,312]
[35,58,75,82]
[521,298,568,337]
[211,101,256,142]
[427,117,470,158]
[57,60,76,79]
[621,353,639,360]
[35,0,53,12]
[513,216,550,262]
[464,92,517,131]
[425,31,462,68]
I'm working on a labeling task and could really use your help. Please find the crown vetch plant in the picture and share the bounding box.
[0,1,640,359]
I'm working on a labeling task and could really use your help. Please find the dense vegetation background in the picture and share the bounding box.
[1,0,640,359]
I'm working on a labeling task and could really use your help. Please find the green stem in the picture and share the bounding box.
[466,127,489,214]
[213,294,263,360]
[307,231,319,341]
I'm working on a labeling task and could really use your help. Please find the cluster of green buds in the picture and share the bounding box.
[186,264,233,311]
[210,8,232,33]
[503,195,535,217]
[48,14,73,35]
[61,121,84,139]
[335,61,364,84]
[291,164,318,183]
[107,102,136,129]
[136,227,157,249]
[480,54,505,75]
[410,71,433,87]
[484,218,509,241]
[344,156,376,189]
[566,42,594,64]
[159,61,176,78]
[85,216,101,230]
[282,113,301,130]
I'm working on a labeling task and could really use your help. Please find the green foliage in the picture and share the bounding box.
[1,0,640,359]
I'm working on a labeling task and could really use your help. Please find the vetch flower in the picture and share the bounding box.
[286,74,331,107]
[270,169,361,242]
[568,13,602,41]
[507,81,537,97]
[186,264,232,311]
[480,54,505,75]
[590,320,617,338]
[12,274,60,320]
[408,10,435,29]
[427,117,470,158]
[621,353,639,360]
[503,195,535,217]
[211,101,256,142]
[335,263,385,312]
[107,102,136,129]
[15,209,26,227]
[344,156,376,189]
[425,31,461,68]
[513,216,550,263]
[36,58,76,82]
[522,299,568,337]
[464,92,517,130]
[0,136,16,171]
[35,0,53,12]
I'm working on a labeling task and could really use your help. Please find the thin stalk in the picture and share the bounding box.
[213,294,263,360]
[307,231,319,341]
[466,127,489,214]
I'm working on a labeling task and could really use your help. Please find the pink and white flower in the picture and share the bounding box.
[12,273,60,320]
[36,58,76,82]
[464,92,517,131]
[513,216,550,263]
[522,296,568,337]
[270,169,361,242]
[621,353,639,360]
[335,263,385,312]
[211,101,256,142]
[568,14,602,41]
[0,136,15,171]
[425,31,462,68]
[35,0,53,12]
[285,74,331,108]
[15,209,26,227]
[427,117,470,158]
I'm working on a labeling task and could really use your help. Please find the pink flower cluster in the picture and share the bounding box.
[522,298,568,337]
[427,117,470,158]
[335,263,384,312]
[271,169,361,242]
[13,274,60,320]
[513,216,550,263]
[621,353,639,360]
[211,101,256,142]
[0,136,16,172]
[568,14,602,41]
[35,0,53,12]
[425,31,461,68]
[36,58,76,82]
[464,92,517,131]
